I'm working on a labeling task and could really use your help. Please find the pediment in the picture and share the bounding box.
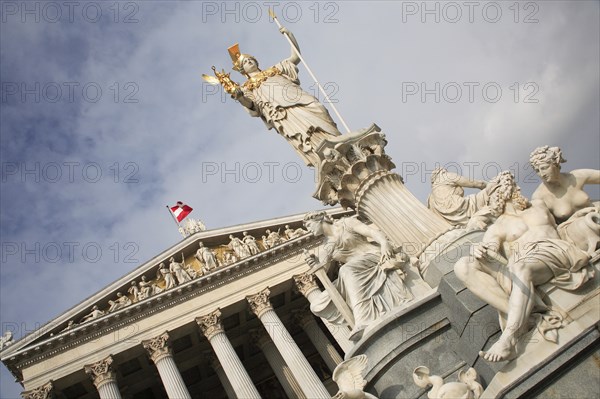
[1,208,352,376]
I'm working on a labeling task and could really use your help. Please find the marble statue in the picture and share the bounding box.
[264,229,284,248]
[228,235,251,258]
[108,292,131,313]
[454,172,593,362]
[128,281,140,303]
[178,218,207,238]
[169,256,192,284]
[80,305,105,323]
[138,276,153,300]
[427,167,493,227]
[332,355,378,399]
[185,264,200,279]
[228,27,341,167]
[223,251,238,265]
[303,211,413,339]
[60,320,76,333]
[530,145,600,254]
[284,224,307,240]
[0,331,13,350]
[150,279,163,295]
[159,263,177,289]
[196,241,218,272]
[261,235,270,249]
[242,231,261,255]
[413,366,483,399]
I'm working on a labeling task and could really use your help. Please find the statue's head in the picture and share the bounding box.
[240,56,259,75]
[488,171,529,216]
[303,211,332,236]
[529,145,565,183]
[228,43,258,75]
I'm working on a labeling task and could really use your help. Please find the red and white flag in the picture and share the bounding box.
[170,201,193,223]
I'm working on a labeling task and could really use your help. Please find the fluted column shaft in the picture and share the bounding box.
[295,312,343,372]
[294,273,353,353]
[247,288,330,399]
[84,355,122,399]
[97,382,122,399]
[197,310,261,399]
[357,172,451,255]
[252,330,306,399]
[208,353,236,399]
[143,332,191,399]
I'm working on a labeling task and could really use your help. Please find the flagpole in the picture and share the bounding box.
[166,205,180,228]
[269,8,351,133]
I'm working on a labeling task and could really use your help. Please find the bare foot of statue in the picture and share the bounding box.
[479,335,516,362]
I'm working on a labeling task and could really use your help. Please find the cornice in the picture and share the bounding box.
[2,207,351,361]
[3,234,321,376]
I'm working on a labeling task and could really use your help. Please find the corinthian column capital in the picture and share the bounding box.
[84,355,117,390]
[142,331,172,363]
[293,273,320,297]
[196,309,224,340]
[246,288,272,318]
[21,381,53,399]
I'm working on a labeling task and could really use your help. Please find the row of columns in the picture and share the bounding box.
[22,275,345,399]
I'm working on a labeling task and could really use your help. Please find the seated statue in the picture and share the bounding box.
[0,331,14,350]
[454,172,593,362]
[284,224,307,240]
[427,167,493,227]
[108,292,132,313]
[80,305,105,323]
[303,211,413,340]
[530,145,600,254]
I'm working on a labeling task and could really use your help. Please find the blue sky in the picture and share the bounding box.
[1,1,599,396]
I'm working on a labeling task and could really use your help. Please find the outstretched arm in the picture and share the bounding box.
[441,169,487,189]
[280,27,301,65]
[573,169,600,186]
